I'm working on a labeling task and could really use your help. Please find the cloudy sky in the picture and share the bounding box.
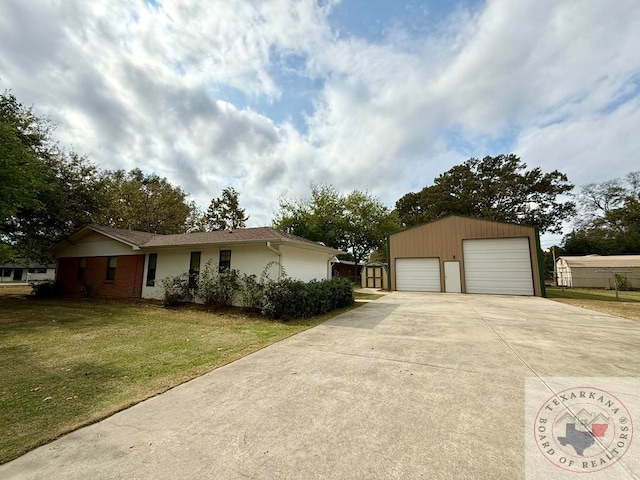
[1,0,639,246]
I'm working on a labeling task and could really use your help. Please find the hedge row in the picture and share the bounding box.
[262,277,354,321]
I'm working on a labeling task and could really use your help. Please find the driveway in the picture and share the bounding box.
[2,293,640,479]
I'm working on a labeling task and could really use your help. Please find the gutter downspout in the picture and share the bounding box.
[327,255,338,280]
[266,242,282,280]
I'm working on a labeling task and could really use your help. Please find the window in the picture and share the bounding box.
[2,268,11,278]
[28,268,47,274]
[219,250,231,272]
[146,253,158,287]
[189,252,201,288]
[77,258,86,280]
[106,257,117,281]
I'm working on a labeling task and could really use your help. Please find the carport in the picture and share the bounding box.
[388,215,544,296]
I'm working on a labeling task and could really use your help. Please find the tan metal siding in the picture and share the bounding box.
[389,216,542,296]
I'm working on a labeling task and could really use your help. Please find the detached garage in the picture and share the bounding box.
[389,216,544,296]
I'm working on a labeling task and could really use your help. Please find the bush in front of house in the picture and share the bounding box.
[262,277,354,321]
[327,276,355,309]
[30,280,63,298]
[197,260,241,308]
[160,273,192,306]
[239,273,265,311]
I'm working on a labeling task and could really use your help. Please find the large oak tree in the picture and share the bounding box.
[395,154,575,233]
[1,91,103,261]
[95,168,196,235]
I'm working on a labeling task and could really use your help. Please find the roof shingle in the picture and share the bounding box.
[77,225,340,253]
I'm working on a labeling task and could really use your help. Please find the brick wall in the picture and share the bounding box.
[57,255,145,298]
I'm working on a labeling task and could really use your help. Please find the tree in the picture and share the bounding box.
[0,91,48,222]
[203,187,249,231]
[95,169,195,234]
[2,152,104,261]
[395,154,575,233]
[342,190,402,265]
[564,172,640,254]
[0,91,104,261]
[273,184,401,265]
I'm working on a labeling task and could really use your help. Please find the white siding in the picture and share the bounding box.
[279,245,332,282]
[463,238,534,295]
[27,268,56,282]
[556,258,573,287]
[141,245,280,300]
[57,232,139,257]
[395,258,441,292]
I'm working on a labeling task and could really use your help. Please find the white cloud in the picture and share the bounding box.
[514,95,640,187]
[1,0,639,229]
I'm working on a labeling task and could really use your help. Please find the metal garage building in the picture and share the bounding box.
[388,215,544,296]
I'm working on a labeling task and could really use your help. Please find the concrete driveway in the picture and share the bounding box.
[2,293,640,479]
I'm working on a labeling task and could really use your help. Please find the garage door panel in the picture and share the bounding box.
[396,258,441,292]
[463,238,534,295]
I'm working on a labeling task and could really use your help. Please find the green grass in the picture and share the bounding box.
[353,292,385,301]
[547,287,640,303]
[0,293,360,464]
[546,287,640,322]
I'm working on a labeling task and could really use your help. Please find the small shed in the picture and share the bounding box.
[388,215,544,296]
[360,262,388,289]
[556,255,640,289]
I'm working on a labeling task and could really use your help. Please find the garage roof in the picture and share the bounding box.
[559,255,640,268]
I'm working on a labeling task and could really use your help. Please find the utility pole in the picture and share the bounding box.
[546,246,558,286]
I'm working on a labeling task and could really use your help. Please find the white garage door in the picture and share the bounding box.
[395,258,441,292]
[463,238,534,295]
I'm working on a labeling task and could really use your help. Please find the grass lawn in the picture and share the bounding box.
[546,287,640,322]
[0,287,360,464]
[353,291,386,301]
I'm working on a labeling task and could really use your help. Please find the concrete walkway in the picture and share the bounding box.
[2,293,640,479]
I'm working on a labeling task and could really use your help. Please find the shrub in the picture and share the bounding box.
[262,278,307,320]
[328,277,355,308]
[160,273,191,306]
[197,260,240,308]
[615,274,632,292]
[239,273,265,311]
[30,280,62,298]
[262,277,355,321]
[80,283,93,297]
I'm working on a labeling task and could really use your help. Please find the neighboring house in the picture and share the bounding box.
[360,262,388,289]
[556,255,640,289]
[0,262,56,283]
[49,225,342,299]
[388,215,544,296]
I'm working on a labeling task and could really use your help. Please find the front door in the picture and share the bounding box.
[13,268,23,281]
[444,261,461,293]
